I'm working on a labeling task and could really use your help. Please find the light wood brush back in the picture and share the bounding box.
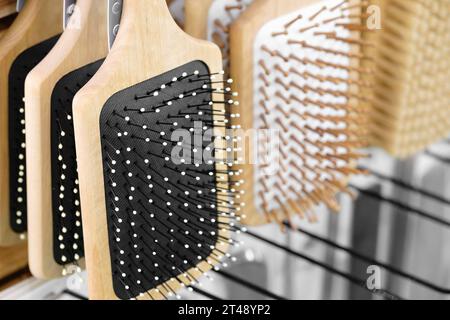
[0,0,16,39]
[25,0,108,279]
[0,0,63,246]
[0,0,16,20]
[184,0,213,38]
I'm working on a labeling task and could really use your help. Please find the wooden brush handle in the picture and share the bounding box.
[0,0,63,247]
[120,0,179,34]
[0,0,16,20]
[25,0,108,280]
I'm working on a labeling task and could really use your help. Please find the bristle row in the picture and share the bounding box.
[239,0,371,225]
[368,0,450,157]
[99,61,242,299]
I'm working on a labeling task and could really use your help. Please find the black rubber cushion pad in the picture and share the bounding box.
[9,35,60,233]
[100,60,221,299]
[51,59,105,265]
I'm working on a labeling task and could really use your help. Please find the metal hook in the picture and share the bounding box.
[16,0,25,12]
[108,0,123,50]
[64,0,77,30]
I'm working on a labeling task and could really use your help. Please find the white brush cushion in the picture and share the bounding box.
[253,0,355,214]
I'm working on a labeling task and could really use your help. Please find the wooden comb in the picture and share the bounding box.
[367,0,450,158]
[0,0,63,246]
[24,0,108,279]
[230,0,372,226]
[73,0,241,300]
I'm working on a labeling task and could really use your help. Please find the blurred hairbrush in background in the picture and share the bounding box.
[0,0,63,246]
[229,0,372,226]
[367,0,450,158]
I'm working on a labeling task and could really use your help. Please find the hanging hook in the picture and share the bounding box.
[108,0,123,49]
[63,0,77,30]
[16,0,25,12]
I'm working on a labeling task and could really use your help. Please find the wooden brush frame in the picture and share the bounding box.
[0,242,28,282]
[230,0,367,226]
[25,0,108,280]
[0,0,63,246]
[184,0,213,38]
[367,0,450,158]
[0,0,16,20]
[0,1,17,40]
[73,0,228,300]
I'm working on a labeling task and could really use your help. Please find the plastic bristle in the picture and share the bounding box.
[51,60,104,266]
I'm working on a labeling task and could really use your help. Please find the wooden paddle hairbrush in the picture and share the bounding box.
[367,0,450,158]
[230,0,372,226]
[0,0,63,246]
[24,0,108,279]
[73,0,242,300]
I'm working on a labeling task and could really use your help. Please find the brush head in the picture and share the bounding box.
[233,0,371,225]
[99,60,240,300]
[369,0,450,157]
[50,60,104,266]
[8,35,60,235]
